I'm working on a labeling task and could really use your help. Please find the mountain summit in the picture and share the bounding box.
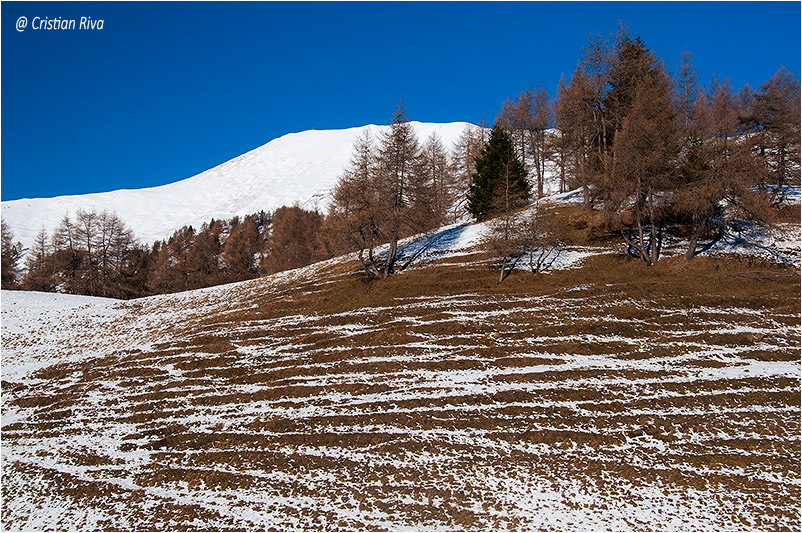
[1,122,473,250]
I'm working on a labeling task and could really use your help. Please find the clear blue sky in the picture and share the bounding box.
[2,1,799,201]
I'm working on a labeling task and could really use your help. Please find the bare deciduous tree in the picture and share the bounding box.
[23,227,55,292]
[49,209,138,296]
[674,47,700,142]
[263,205,323,274]
[450,123,485,219]
[517,202,565,274]
[1,220,22,289]
[754,66,801,200]
[329,129,385,279]
[554,68,598,207]
[419,132,459,226]
[605,55,679,265]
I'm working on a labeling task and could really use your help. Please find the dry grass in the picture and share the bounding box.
[2,247,799,530]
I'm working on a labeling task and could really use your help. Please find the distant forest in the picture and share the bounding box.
[2,25,799,296]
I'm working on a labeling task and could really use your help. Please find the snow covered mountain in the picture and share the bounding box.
[1,122,473,251]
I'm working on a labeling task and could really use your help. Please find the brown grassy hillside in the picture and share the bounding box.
[2,250,799,530]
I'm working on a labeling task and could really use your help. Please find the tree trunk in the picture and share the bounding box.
[357,249,371,278]
[540,131,547,197]
[499,257,507,283]
[648,187,658,265]
[635,203,649,265]
[684,229,700,260]
[383,233,398,280]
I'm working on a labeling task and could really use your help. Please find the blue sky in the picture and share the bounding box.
[2,1,799,201]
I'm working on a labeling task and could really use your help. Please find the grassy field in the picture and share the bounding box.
[2,247,800,530]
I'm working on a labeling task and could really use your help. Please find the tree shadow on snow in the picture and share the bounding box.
[396,224,471,271]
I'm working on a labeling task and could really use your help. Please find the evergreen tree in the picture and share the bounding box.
[467,125,529,220]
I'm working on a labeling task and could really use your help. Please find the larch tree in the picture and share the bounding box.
[496,97,530,172]
[95,211,136,297]
[672,134,723,259]
[554,67,598,207]
[450,123,486,218]
[549,75,572,194]
[117,246,151,299]
[496,87,552,198]
[706,75,739,161]
[674,47,700,143]
[44,209,140,297]
[374,102,425,279]
[754,66,801,201]
[516,202,565,275]
[736,82,758,136]
[23,227,55,292]
[673,72,774,261]
[605,49,679,266]
[1,220,22,289]
[186,221,223,289]
[168,225,195,292]
[264,205,323,274]
[329,128,387,279]
[52,214,82,293]
[580,32,613,166]
[419,132,457,226]
[522,87,553,198]
[221,216,262,282]
[605,31,653,134]
[74,209,100,294]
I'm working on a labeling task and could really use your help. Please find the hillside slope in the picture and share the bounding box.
[1,122,472,251]
[2,226,799,530]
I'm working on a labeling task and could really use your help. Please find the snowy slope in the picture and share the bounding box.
[0,291,122,383]
[2,249,799,530]
[1,122,473,251]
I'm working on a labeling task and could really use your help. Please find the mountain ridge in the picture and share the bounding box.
[1,121,474,251]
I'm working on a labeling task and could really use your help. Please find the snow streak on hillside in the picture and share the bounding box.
[2,238,800,530]
[1,122,472,251]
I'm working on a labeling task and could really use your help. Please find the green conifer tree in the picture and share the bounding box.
[466,125,530,220]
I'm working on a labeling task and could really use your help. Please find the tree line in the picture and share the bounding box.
[1,109,482,295]
[471,25,799,272]
[325,105,481,280]
[2,24,799,292]
[1,206,330,297]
